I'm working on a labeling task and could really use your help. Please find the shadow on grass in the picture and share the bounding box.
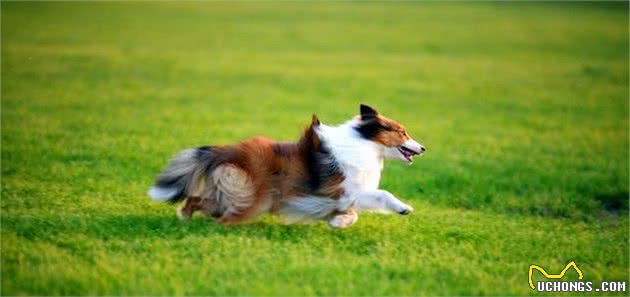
[594,191,629,214]
[2,213,371,245]
[3,213,385,256]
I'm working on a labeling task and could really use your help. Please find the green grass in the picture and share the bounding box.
[1,2,628,296]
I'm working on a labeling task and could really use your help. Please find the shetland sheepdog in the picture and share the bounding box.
[148,104,425,228]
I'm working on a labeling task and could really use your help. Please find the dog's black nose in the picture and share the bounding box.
[420,146,426,152]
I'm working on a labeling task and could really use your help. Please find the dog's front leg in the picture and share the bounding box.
[328,208,358,229]
[355,190,413,215]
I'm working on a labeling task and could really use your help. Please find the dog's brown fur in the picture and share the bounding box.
[178,115,345,224]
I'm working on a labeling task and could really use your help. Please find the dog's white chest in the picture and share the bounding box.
[343,162,382,191]
[334,159,383,211]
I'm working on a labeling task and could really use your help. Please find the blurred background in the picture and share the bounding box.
[2,2,628,296]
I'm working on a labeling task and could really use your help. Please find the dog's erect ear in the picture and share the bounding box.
[360,104,379,120]
[311,114,320,126]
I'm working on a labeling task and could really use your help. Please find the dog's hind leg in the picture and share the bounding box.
[177,196,203,220]
[177,196,224,220]
[216,187,271,225]
[211,164,263,225]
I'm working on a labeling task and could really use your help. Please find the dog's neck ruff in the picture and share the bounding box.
[316,119,384,191]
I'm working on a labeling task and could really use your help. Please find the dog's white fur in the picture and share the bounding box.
[286,118,421,227]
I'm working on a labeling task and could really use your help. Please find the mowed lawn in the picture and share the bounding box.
[1,2,628,296]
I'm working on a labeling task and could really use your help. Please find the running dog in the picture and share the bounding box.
[148,104,425,228]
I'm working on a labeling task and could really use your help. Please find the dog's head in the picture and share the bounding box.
[355,104,425,163]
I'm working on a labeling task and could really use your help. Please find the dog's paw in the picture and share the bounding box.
[176,207,192,220]
[397,204,414,215]
[328,212,358,229]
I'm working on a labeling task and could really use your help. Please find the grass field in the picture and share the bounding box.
[1,2,628,296]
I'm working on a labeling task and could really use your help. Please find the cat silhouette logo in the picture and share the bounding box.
[528,261,583,289]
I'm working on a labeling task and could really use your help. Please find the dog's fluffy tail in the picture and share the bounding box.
[148,146,214,203]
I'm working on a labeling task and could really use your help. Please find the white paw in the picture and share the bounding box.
[328,213,358,229]
[396,203,414,215]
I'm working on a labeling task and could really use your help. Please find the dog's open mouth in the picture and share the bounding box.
[398,146,421,163]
